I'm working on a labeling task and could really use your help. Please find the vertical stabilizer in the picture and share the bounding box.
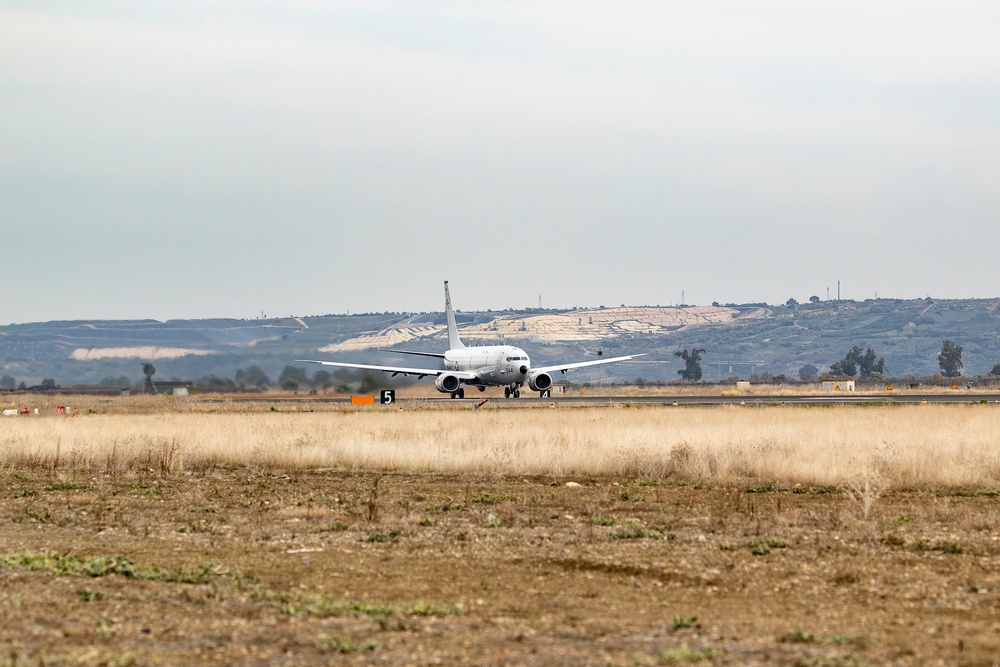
[444,280,465,349]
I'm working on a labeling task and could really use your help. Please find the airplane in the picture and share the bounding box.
[296,281,645,399]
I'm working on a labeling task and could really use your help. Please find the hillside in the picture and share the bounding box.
[1,298,998,387]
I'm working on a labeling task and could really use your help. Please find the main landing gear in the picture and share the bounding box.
[504,385,521,399]
[450,388,465,399]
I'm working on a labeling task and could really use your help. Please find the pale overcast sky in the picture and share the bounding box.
[2,1,999,323]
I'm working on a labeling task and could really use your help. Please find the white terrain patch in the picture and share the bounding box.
[317,306,749,352]
[71,347,214,360]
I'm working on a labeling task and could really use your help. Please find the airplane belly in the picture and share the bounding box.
[475,367,498,383]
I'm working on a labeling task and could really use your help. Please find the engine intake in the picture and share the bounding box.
[527,371,552,392]
[435,374,461,393]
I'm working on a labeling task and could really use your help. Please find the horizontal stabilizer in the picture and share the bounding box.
[380,349,446,359]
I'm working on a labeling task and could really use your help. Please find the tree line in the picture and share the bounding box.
[0,364,409,394]
[673,339,1000,383]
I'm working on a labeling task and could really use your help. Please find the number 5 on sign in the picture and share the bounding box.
[380,390,396,405]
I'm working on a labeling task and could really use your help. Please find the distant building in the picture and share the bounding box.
[822,380,855,392]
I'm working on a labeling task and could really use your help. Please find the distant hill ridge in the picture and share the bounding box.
[1,297,998,385]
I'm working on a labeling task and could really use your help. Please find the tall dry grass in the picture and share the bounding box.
[1,404,998,489]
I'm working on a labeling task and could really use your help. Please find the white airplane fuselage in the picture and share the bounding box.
[443,345,530,387]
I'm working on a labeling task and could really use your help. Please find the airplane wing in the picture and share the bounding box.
[534,353,646,375]
[380,349,446,359]
[295,359,478,381]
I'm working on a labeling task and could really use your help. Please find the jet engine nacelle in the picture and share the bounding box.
[527,371,552,392]
[434,374,461,393]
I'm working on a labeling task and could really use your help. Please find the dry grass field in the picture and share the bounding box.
[2,398,1000,665]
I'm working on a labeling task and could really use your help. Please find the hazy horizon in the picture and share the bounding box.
[4,2,999,323]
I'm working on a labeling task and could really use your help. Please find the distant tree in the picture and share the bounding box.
[278,365,309,391]
[938,340,963,377]
[0,375,15,390]
[830,346,885,378]
[198,374,236,391]
[809,295,820,303]
[141,362,157,394]
[858,348,886,378]
[40,378,57,390]
[830,346,862,377]
[990,363,1000,376]
[235,365,271,388]
[674,348,705,381]
[798,364,819,381]
[359,371,386,393]
[313,370,332,386]
[786,298,798,307]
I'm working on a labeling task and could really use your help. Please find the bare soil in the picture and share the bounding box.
[2,469,999,666]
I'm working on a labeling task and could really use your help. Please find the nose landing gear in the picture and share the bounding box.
[504,385,521,399]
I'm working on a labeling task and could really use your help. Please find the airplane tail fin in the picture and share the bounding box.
[444,280,465,349]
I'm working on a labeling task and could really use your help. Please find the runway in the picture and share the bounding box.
[261,393,1000,406]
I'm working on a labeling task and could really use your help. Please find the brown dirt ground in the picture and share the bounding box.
[2,470,999,666]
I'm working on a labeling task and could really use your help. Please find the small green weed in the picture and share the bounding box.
[471,491,508,504]
[809,485,837,494]
[591,514,620,526]
[659,644,715,662]
[323,635,356,654]
[367,529,401,543]
[313,521,349,533]
[260,590,463,620]
[672,615,697,629]
[610,520,657,540]
[44,482,93,492]
[746,538,790,555]
[882,532,905,547]
[77,588,104,602]
[322,634,378,653]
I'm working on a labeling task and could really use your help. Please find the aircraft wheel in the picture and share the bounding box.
[504,387,511,398]
[457,388,465,399]
[513,388,520,398]
[478,385,486,392]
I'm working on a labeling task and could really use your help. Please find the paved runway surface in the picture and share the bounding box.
[263,393,1000,406]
